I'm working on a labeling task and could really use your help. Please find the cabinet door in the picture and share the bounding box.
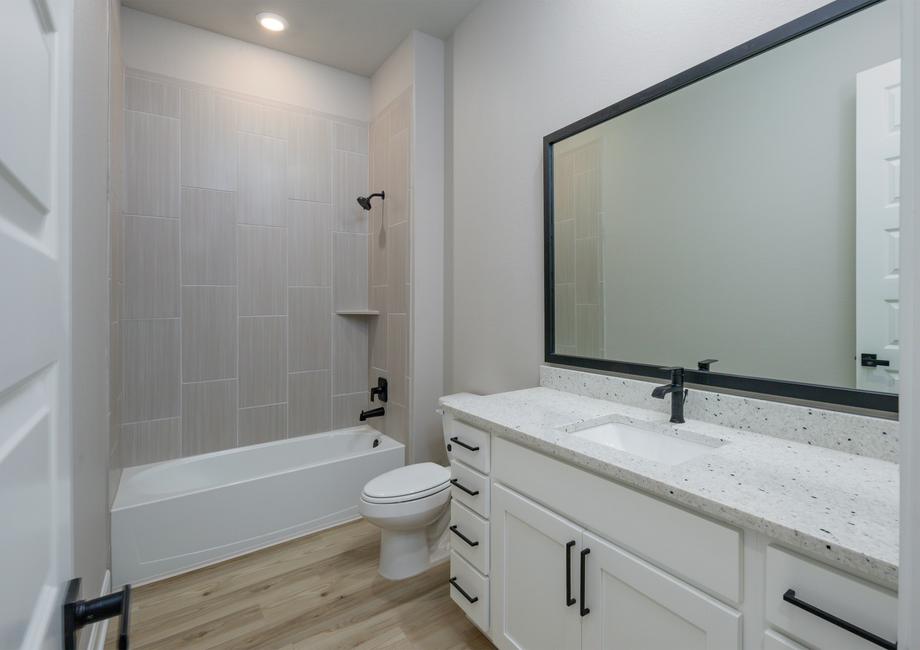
[491,484,583,650]
[582,531,742,650]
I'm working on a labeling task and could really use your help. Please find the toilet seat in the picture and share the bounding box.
[361,462,450,504]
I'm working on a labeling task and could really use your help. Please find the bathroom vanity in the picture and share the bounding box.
[441,367,899,650]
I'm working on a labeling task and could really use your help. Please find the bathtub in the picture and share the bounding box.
[111,425,403,586]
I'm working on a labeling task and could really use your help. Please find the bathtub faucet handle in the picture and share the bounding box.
[370,377,388,403]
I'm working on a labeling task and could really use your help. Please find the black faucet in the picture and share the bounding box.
[370,377,388,403]
[651,367,688,424]
[360,407,385,421]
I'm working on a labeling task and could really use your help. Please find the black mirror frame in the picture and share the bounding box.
[543,0,898,414]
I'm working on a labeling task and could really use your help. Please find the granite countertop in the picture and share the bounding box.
[440,387,899,589]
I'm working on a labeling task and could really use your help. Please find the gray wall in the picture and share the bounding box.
[447,0,873,395]
[119,71,371,465]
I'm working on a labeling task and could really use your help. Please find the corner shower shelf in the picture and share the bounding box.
[335,310,380,316]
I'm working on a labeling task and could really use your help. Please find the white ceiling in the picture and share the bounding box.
[122,0,481,77]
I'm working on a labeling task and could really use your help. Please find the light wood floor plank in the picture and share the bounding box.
[107,519,493,649]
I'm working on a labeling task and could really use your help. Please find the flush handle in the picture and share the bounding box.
[63,578,131,650]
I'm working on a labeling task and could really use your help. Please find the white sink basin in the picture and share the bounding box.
[571,422,717,465]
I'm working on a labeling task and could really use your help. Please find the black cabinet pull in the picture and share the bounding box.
[450,577,479,604]
[783,589,896,650]
[450,478,479,496]
[450,524,479,547]
[449,436,480,452]
[579,548,591,617]
[565,540,576,607]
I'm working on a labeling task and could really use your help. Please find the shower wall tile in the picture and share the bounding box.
[555,283,576,348]
[125,75,180,118]
[386,314,408,406]
[333,392,372,429]
[389,89,411,136]
[287,112,332,202]
[369,285,387,370]
[369,206,386,284]
[554,219,575,284]
[124,215,179,319]
[181,379,238,455]
[333,150,369,233]
[124,110,180,217]
[333,232,369,311]
[386,129,409,227]
[334,122,369,154]
[575,237,600,305]
[371,111,389,200]
[289,287,331,372]
[237,100,286,139]
[287,200,332,287]
[123,318,180,422]
[238,226,286,316]
[386,221,408,315]
[289,370,331,436]
[239,316,287,407]
[181,188,237,286]
[181,286,237,382]
[120,418,181,466]
[239,404,287,445]
[238,133,287,227]
[384,402,407,448]
[333,316,368,395]
[181,87,238,191]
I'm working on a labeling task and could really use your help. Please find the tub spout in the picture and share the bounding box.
[360,407,385,421]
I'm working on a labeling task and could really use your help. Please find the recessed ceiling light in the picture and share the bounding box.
[257,12,287,32]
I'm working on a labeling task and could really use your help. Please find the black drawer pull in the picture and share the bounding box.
[565,540,576,607]
[450,525,479,547]
[450,478,479,496]
[580,548,590,617]
[783,589,896,650]
[450,436,480,452]
[450,577,479,604]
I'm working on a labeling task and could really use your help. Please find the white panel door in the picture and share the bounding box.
[0,0,74,649]
[490,484,583,650]
[581,531,741,650]
[856,59,901,392]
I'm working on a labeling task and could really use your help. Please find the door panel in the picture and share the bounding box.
[491,484,582,650]
[582,531,741,650]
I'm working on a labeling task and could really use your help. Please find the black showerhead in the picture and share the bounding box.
[357,191,385,211]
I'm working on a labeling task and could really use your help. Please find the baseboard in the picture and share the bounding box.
[84,570,111,650]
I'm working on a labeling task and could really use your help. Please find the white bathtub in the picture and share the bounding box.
[111,426,403,586]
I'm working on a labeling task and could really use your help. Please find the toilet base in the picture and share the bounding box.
[377,509,450,580]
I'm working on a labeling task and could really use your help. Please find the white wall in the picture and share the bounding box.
[121,8,370,121]
[447,0,841,395]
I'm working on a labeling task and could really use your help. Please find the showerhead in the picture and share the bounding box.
[357,191,385,211]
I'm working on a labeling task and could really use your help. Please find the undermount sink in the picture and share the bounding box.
[571,422,718,465]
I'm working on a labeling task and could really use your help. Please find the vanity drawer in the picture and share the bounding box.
[450,550,489,632]
[450,500,489,574]
[764,546,897,650]
[450,460,490,518]
[446,419,491,474]
[763,630,807,650]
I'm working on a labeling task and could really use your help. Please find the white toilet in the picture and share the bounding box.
[359,422,454,580]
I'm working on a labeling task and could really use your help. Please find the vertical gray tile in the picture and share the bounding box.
[123,319,180,422]
[181,286,237,382]
[386,221,408,314]
[181,187,237,286]
[554,283,576,348]
[289,287,331,372]
[120,418,181,467]
[124,215,179,318]
[239,316,287,407]
[181,379,238,455]
[333,315,368,395]
[386,314,408,406]
[288,200,332,287]
[125,75,180,117]
[333,150,369,233]
[287,112,332,202]
[239,404,287,445]
[124,110,180,217]
[554,219,575,284]
[385,401,407,448]
[575,237,600,305]
[553,152,575,221]
[333,232,368,311]
[333,392,372,429]
[386,129,409,227]
[288,370,332,436]
[238,132,287,227]
[574,170,599,239]
[181,87,238,191]
[369,286,387,370]
[369,200,387,284]
[334,122,369,154]
[576,304,602,357]
[238,226,286,316]
[237,100,286,139]
[371,111,389,210]
[389,88,411,136]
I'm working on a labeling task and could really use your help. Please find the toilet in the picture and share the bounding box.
[359,418,454,580]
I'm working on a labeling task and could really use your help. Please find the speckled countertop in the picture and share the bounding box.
[440,387,899,589]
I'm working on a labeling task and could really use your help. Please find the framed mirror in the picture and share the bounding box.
[544,0,900,412]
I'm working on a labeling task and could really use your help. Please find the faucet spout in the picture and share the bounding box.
[651,367,687,424]
[360,406,385,421]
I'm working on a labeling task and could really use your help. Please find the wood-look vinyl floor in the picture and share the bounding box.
[106,519,494,650]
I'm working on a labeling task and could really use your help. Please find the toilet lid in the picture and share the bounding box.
[362,463,450,503]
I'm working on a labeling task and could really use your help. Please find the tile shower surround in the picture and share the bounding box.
[118,70,404,466]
